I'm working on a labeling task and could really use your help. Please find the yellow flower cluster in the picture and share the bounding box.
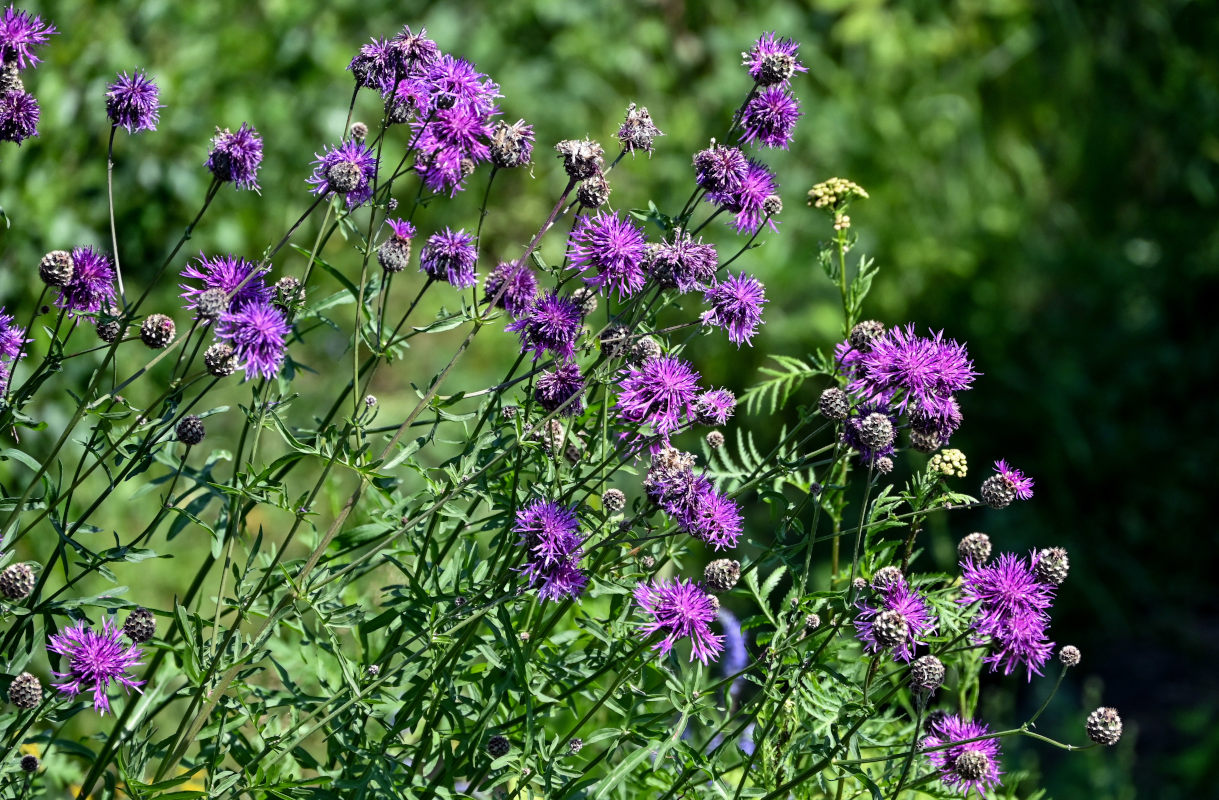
[806,177,869,211]
[929,448,968,478]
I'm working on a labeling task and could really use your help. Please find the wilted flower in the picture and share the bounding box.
[48,618,144,714]
[376,218,417,273]
[105,69,161,133]
[489,118,534,168]
[617,102,663,156]
[206,123,263,190]
[347,37,399,93]
[634,577,724,664]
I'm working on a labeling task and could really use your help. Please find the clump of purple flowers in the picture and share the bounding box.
[506,291,582,362]
[206,123,263,190]
[180,253,270,318]
[634,577,724,664]
[514,500,587,601]
[854,573,936,662]
[568,211,648,300]
[616,355,701,438]
[959,551,1055,679]
[483,261,537,317]
[0,5,56,69]
[643,449,743,551]
[215,299,291,381]
[105,69,161,133]
[307,139,379,207]
[419,228,478,289]
[922,714,1003,797]
[56,246,116,315]
[702,272,767,346]
[47,618,144,714]
[850,324,977,425]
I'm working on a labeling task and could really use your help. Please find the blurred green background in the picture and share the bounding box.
[3,0,1215,796]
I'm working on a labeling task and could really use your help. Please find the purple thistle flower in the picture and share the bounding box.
[0,5,56,69]
[105,69,161,133]
[742,32,807,87]
[616,355,701,437]
[0,88,38,144]
[387,218,416,241]
[851,324,977,415]
[709,157,779,234]
[307,139,379,208]
[507,291,582,362]
[693,388,736,426]
[922,714,1003,798]
[415,102,493,164]
[982,606,1055,680]
[47,618,144,714]
[0,305,28,362]
[206,123,263,190]
[390,25,441,72]
[56,246,115,315]
[215,299,290,381]
[568,211,649,300]
[992,459,1034,500]
[422,54,500,116]
[386,74,430,124]
[738,86,800,149]
[702,272,767,347]
[959,551,1055,680]
[413,145,471,196]
[647,230,718,293]
[854,574,937,662]
[683,483,743,551]
[483,261,537,317]
[693,142,749,195]
[180,253,271,318]
[419,227,478,289]
[348,37,399,93]
[634,577,724,664]
[514,499,587,601]
[535,361,585,417]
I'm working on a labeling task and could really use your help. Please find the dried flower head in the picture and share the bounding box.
[818,387,850,420]
[139,314,174,349]
[958,532,992,564]
[909,654,945,692]
[203,342,237,377]
[7,671,41,709]
[555,138,604,180]
[0,562,34,600]
[601,488,626,513]
[617,102,663,156]
[176,415,205,446]
[489,118,535,168]
[122,607,156,643]
[1033,547,1069,586]
[705,430,725,448]
[48,618,144,714]
[1059,645,1081,667]
[703,558,741,593]
[1085,707,1122,746]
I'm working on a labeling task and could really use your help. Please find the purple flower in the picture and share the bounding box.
[413,145,469,196]
[0,305,28,361]
[742,32,807,87]
[206,123,263,190]
[56,246,115,315]
[702,272,767,346]
[647,230,718,293]
[180,253,271,317]
[415,102,493,164]
[419,227,478,289]
[0,88,38,144]
[47,618,144,714]
[483,261,537,317]
[683,483,743,551]
[568,211,648,300]
[514,499,587,601]
[738,86,800,149]
[959,551,1055,679]
[922,714,1003,798]
[106,69,161,133]
[348,37,399,92]
[693,388,736,426]
[390,25,440,72]
[387,218,416,241]
[709,157,779,234]
[616,355,701,437]
[507,292,583,362]
[854,575,937,662]
[693,143,749,195]
[535,362,585,417]
[992,459,1034,500]
[851,324,977,415]
[910,395,963,444]
[386,74,430,123]
[0,6,56,69]
[307,139,379,208]
[634,578,724,664]
[215,299,290,381]
[422,54,501,116]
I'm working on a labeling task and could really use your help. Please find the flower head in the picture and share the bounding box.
[206,123,263,190]
[0,87,38,143]
[56,246,115,315]
[48,618,144,714]
[841,401,898,468]
[959,551,1056,679]
[634,578,724,664]
[708,157,779,234]
[215,299,290,380]
[682,482,743,551]
[702,272,767,346]
[534,361,585,417]
[693,388,736,426]
[616,355,701,437]
[489,118,534,168]
[854,575,936,662]
[348,37,399,93]
[390,25,441,72]
[742,32,807,87]
[568,211,648,300]
[0,6,56,69]
[617,102,663,156]
[180,253,270,319]
[419,227,478,289]
[992,459,1034,500]
[514,500,587,601]
[483,261,537,317]
[646,230,718,293]
[693,142,749,195]
[422,54,500,116]
[851,324,977,415]
[0,305,27,362]
[507,291,582,362]
[106,69,161,133]
[922,714,1003,797]
[307,139,378,207]
[738,86,800,149]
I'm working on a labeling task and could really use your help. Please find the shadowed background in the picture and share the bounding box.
[2,0,1215,796]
